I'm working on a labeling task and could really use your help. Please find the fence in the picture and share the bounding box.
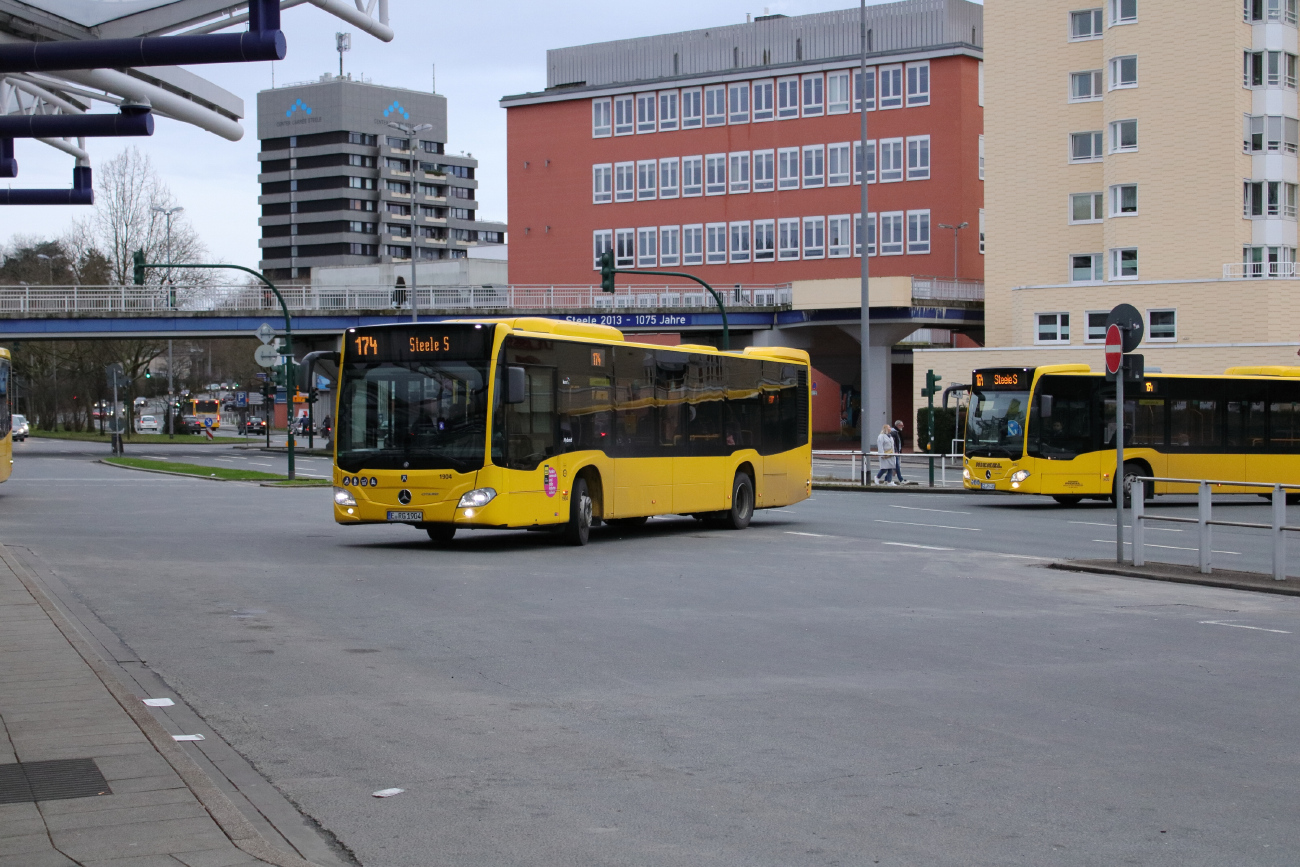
[0,283,794,315]
[910,276,985,302]
[812,449,965,487]
[1132,477,1300,580]
[1222,262,1300,279]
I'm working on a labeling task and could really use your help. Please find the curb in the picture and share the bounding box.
[99,458,284,484]
[0,544,326,867]
[1048,560,1300,598]
[813,483,974,494]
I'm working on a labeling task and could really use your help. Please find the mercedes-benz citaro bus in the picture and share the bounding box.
[187,398,221,430]
[963,363,1300,505]
[331,319,813,545]
[0,348,12,484]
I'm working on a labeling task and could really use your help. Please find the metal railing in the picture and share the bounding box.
[0,283,794,315]
[1222,262,1300,279]
[813,449,965,487]
[1132,477,1300,580]
[910,276,985,302]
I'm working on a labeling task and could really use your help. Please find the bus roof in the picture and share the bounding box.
[975,363,1300,380]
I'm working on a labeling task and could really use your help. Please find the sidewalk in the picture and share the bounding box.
[0,546,324,867]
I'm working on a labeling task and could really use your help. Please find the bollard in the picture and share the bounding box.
[1274,485,1287,581]
[1131,479,1144,567]
[1198,481,1212,574]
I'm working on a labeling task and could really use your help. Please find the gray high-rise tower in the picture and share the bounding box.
[257,75,506,280]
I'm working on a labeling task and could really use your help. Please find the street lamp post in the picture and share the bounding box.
[859,0,873,484]
[35,252,62,285]
[151,205,184,308]
[937,221,969,281]
[387,120,433,323]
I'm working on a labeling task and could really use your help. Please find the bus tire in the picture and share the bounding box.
[562,477,593,546]
[723,472,755,530]
[606,516,648,528]
[1115,461,1149,509]
[1052,495,1083,506]
[425,524,456,544]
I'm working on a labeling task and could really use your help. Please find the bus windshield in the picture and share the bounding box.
[193,400,218,414]
[966,388,1029,458]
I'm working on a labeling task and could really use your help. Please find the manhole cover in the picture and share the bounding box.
[0,758,112,804]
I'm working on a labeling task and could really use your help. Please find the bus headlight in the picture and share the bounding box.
[334,487,357,506]
[458,487,497,508]
[1010,470,1030,483]
[962,468,971,480]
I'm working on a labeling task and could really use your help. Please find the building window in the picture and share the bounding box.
[706,222,727,264]
[728,152,750,194]
[1244,50,1299,88]
[348,177,375,190]
[1070,8,1104,39]
[1036,313,1071,344]
[385,180,408,194]
[682,156,703,196]
[879,65,903,109]
[660,225,680,267]
[855,68,876,111]
[728,82,750,123]
[1148,309,1176,340]
[614,229,635,268]
[801,74,824,116]
[705,154,726,195]
[637,160,657,200]
[1110,119,1138,152]
[777,76,799,118]
[879,138,904,182]
[906,61,930,106]
[1111,247,1139,279]
[753,150,775,192]
[637,227,657,267]
[682,88,703,128]
[386,136,409,149]
[778,147,800,189]
[827,143,851,186]
[754,219,775,261]
[1085,311,1110,342]
[753,80,774,121]
[907,210,931,253]
[386,245,410,259]
[855,140,876,183]
[614,162,634,202]
[614,95,634,135]
[778,218,800,259]
[705,84,726,125]
[855,212,878,256]
[1070,70,1104,101]
[827,70,851,113]
[1110,184,1138,216]
[636,93,656,133]
[593,230,613,270]
[1071,130,1105,162]
[1244,180,1299,217]
[348,243,377,255]
[683,224,704,265]
[1246,0,1299,22]
[659,158,680,199]
[906,136,930,180]
[802,216,825,258]
[979,134,985,180]
[979,208,985,254]
[880,212,905,255]
[1244,115,1300,153]
[593,164,612,204]
[1109,55,1138,89]
[1110,0,1136,24]
[1243,245,1297,276]
[348,132,377,146]
[729,221,751,263]
[1070,192,1104,223]
[802,145,825,187]
[659,90,679,131]
[828,215,852,258]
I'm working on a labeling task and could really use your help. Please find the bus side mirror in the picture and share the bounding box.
[506,366,527,404]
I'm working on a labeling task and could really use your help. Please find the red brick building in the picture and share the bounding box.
[501,0,985,289]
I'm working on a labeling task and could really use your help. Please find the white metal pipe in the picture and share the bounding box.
[34,136,89,161]
[1198,481,1212,574]
[306,0,395,41]
[179,0,312,36]
[1131,480,1144,567]
[1274,485,1287,581]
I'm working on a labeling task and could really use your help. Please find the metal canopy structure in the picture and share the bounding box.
[0,0,393,203]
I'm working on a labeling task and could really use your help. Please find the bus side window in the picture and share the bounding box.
[1269,381,1300,452]
[656,352,687,451]
[725,357,762,452]
[612,346,657,457]
[555,342,611,453]
[1167,379,1223,451]
[685,354,726,456]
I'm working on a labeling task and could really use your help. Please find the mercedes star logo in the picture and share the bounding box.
[985,470,992,480]
[398,489,412,505]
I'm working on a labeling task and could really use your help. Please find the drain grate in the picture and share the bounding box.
[0,758,112,804]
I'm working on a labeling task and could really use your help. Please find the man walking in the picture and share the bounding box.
[891,420,908,485]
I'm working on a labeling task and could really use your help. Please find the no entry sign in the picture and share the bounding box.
[1105,323,1123,375]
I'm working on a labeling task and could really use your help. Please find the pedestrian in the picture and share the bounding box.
[875,424,897,485]
[891,420,907,485]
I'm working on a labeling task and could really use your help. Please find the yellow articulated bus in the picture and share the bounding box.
[331,318,812,545]
[0,348,11,483]
[963,364,1300,505]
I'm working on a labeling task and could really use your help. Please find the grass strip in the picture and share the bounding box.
[31,429,229,444]
[105,457,285,481]
[262,479,332,487]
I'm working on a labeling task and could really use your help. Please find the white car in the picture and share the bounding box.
[138,415,159,432]
[11,414,28,441]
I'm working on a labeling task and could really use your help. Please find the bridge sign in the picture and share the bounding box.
[256,322,276,344]
[254,344,279,367]
[1105,324,1123,375]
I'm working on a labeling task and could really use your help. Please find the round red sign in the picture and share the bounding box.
[1105,323,1123,375]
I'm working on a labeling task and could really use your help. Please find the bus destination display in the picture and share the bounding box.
[973,368,1031,390]
[347,326,494,362]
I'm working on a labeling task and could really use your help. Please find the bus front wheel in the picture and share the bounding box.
[425,524,456,545]
[723,473,755,530]
[562,477,593,546]
[1052,495,1083,506]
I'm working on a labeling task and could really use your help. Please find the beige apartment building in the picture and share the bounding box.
[915,0,1300,408]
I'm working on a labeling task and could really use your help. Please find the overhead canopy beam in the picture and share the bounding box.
[0,164,92,204]
[0,106,152,138]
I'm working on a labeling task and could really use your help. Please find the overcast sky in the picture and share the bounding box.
[7,0,968,269]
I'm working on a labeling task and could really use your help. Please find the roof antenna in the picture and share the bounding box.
[336,31,351,79]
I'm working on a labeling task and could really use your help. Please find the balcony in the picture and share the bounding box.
[1223,262,1299,278]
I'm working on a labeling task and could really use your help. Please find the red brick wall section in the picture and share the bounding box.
[811,366,842,435]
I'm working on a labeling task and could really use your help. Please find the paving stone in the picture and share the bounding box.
[56,823,232,861]
[0,850,80,867]
[0,831,55,855]
[103,774,186,795]
[174,848,266,867]
[39,786,194,815]
[44,800,208,833]
[0,802,44,838]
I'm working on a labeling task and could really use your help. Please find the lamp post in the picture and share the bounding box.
[937,221,968,281]
[35,252,62,285]
[858,0,873,484]
[387,120,433,323]
[151,205,184,307]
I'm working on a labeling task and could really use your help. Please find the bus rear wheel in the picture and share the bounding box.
[425,524,456,544]
[1052,495,1083,506]
[723,473,754,530]
[562,477,593,546]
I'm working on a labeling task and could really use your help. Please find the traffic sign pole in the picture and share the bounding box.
[1115,361,1125,562]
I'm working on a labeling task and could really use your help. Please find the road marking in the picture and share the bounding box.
[1091,540,1241,555]
[249,461,274,467]
[785,531,832,538]
[890,505,971,515]
[1199,620,1290,634]
[882,542,955,551]
[876,519,979,531]
[983,552,1052,560]
[1071,521,1116,527]
[1071,521,1182,533]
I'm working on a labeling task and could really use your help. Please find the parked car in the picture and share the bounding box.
[137,415,159,432]
[11,414,28,441]
[244,417,266,435]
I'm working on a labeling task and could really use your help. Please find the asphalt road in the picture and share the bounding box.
[3,438,1298,866]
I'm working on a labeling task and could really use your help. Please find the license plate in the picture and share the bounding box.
[980,482,996,491]
[387,510,423,522]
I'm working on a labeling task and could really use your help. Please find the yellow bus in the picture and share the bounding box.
[331,318,813,545]
[0,348,11,483]
[963,363,1300,505]
[187,398,221,431]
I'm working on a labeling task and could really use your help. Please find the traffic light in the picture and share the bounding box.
[921,369,943,399]
[144,370,151,379]
[132,250,146,285]
[600,250,615,293]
